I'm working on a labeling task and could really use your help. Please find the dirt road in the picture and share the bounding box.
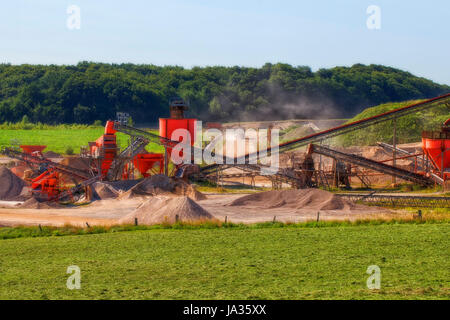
[0,193,396,227]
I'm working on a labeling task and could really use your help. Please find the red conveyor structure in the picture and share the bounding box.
[201,93,450,173]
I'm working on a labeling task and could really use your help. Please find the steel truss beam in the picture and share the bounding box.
[309,144,433,186]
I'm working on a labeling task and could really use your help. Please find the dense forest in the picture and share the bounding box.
[0,62,448,124]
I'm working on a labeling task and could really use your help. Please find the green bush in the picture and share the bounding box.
[21,115,30,124]
[127,117,134,127]
[65,146,74,155]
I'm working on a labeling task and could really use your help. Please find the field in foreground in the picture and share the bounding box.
[0,222,448,299]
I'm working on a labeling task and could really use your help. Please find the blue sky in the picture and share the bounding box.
[0,0,449,84]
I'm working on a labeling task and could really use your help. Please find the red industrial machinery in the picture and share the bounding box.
[159,98,196,159]
[88,121,119,178]
[20,145,46,156]
[200,94,450,189]
[9,145,48,178]
[83,98,196,181]
[2,147,95,201]
[85,121,166,180]
[3,94,448,202]
[2,99,198,201]
[131,153,164,178]
[30,168,61,200]
[422,119,450,181]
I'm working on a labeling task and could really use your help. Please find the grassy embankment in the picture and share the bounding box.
[277,99,449,146]
[339,99,450,146]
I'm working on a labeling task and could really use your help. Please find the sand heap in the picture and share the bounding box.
[119,196,213,225]
[230,189,358,211]
[119,174,206,200]
[19,197,62,209]
[0,166,26,200]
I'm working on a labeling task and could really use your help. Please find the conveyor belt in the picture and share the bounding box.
[309,144,434,186]
[376,142,426,170]
[1,147,92,180]
[55,176,100,201]
[106,136,149,180]
[201,94,450,173]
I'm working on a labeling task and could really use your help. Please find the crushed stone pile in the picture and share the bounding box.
[119,196,213,225]
[92,182,120,200]
[172,179,207,200]
[229,189,359,211]
[0,166,26,200]
[118,174,206,200]
[19,197,63,209]
[118,174,173,199]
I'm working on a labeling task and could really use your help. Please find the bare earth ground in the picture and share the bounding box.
[197,194,393,223]
[0,139,425,227]
[0,199,142,227]
[0,193,395,227]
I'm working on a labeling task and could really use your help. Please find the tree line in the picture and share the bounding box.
[0,62,448,124]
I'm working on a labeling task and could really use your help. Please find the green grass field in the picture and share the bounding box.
[0,127,164,155]
[0,222,448,300]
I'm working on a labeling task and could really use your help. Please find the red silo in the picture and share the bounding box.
[422,119,450,179]
[159,98,196,160]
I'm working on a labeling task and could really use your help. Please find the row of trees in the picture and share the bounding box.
[0,62,448,124]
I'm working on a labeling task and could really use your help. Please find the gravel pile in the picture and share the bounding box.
[230,189,358,211]
[119,196,213,225]
[0,167,26,200]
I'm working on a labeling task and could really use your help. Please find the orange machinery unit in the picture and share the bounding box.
[422,119,450,179]
[31,168,61,200]
[10,145,48,178]
[90,121,166,179]
[131,153,164,178]
[159,98,196,160]
[20,145,47,156]
[89,121,118,178]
